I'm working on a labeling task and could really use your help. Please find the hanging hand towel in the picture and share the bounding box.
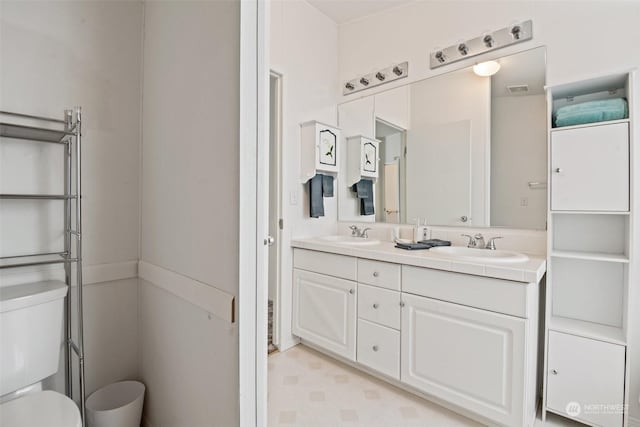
[352,179,374,216]
[309,174,325,218]
[321,174,334,197]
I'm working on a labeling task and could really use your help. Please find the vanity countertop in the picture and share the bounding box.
[291,237,546,283]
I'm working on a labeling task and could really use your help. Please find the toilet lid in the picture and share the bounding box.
[0,391,81,427]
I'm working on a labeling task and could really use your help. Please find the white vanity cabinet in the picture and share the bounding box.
[291,247,541,427]
[292,250,358,360]
[551,122,629,211]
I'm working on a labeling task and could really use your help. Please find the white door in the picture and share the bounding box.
[405,120,471,225]
[546,331,625,427]
[551,123,629,211]
[384,162,400,223]
[292,269,357,360]
[401,293,526,427]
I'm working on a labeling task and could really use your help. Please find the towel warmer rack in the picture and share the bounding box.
[0,108,86,426]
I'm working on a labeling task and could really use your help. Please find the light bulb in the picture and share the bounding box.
[473,60,501,77]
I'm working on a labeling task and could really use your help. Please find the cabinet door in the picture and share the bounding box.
[401,293,526,426]
[551,123,629,211]
[292,269,356,360]
[547,331,625,427]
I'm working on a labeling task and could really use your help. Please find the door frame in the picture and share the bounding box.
[239,0,269,425]
[269,70,284,349]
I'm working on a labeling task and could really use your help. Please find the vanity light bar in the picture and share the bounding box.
[430,20,533,69]
[343,62,409,96]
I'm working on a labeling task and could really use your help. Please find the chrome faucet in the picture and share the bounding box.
[485,236,503,250]
[461,233,502,250]
[349,225,372,238]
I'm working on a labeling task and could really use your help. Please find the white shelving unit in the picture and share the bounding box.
[542,71,635,427]
[299,120,340,183]
[0,109,86,425]
[346,135,380,186]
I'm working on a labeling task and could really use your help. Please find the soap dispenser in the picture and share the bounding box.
[420,219,429,241]
[413,218,429,243]
[412,218,422,243]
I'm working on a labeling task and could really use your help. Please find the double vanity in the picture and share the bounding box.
[291,235,546,427]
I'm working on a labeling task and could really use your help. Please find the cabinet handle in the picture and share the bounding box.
[372,345,379,352]
[373,271,379,277]
[373,303,379,309]
[400,301,405,307]
[555,168,562,173]
[349,289,355,295]
[551,369,558,375]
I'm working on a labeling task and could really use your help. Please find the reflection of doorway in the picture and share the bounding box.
[375,119,405,223]
[268,71,283,353]
[406,120,471,226]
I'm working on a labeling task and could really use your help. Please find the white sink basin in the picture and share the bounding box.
[430,246,529,263]
[318,235,381,246]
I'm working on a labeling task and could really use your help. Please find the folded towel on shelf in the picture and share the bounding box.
[309,174,324,218]
[321,174,334,197]
[352,179,374,216]
[554,98,628,127]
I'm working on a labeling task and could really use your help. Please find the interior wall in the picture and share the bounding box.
[270,0,340,350]
[139,1,240,425]
[338,1,640,422]
[0,0,143,396]
[491,94,547,230]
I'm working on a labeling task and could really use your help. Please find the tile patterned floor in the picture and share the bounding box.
[268,344,583,427]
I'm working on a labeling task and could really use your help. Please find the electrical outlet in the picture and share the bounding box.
[290,190,298,206]
[520,197,528,207]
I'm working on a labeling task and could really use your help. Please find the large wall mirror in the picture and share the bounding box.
[338,47,547,230]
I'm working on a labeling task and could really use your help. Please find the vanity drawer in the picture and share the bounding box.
[357,259,401,290]
[402,265,531,318]
[294,248,357,281]
[357,319,400,380]
[358,283,400,330]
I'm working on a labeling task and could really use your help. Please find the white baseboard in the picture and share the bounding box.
[0,260,138,287]
[138,261,235,323]
[629,417,640,427]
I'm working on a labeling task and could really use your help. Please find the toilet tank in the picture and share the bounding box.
[0,281,68,396]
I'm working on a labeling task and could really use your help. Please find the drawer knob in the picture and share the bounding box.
[555,168,562,173]
[372,345,379,352]
[349,289,355,295]
[373,303,379,309]
[400,301,405,307]
[551,369,558,375]
[373,271,379,277]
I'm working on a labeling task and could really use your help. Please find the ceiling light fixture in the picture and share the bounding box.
[429,20,532,69]
[342,62,409,95]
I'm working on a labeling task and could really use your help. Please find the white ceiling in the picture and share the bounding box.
[306,0,415,24]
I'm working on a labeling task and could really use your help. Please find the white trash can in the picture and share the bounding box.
[86,381,145,427]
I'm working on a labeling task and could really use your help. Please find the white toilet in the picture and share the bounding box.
[0,281,82,427]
